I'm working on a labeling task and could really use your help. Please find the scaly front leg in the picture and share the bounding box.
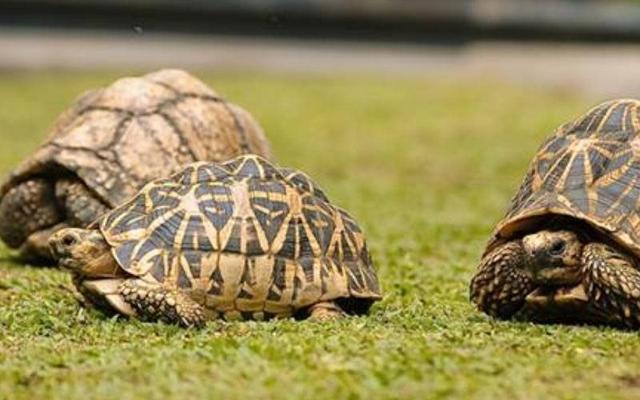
[470,240,535,319]
[582,243,640,328]
[20,223,69,263]
[118,279,206,328]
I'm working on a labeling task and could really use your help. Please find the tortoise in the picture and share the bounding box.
[0,69,271,262]
[469,99,640,328]
[48,155,382,326]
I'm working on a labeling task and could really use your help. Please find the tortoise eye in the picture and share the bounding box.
[549,240,566,255]
[61,233,79,247]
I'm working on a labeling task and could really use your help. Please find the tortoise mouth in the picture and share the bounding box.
[53,251,88,274]
[527,284,586,301]
[56,255,76,271]
[521,283,617,325]
[528,266,582,286]
[524,283,589,311]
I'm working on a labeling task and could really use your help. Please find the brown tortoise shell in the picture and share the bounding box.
[0,69,271,208]
[95,155,382,319]
[486,99,640,259]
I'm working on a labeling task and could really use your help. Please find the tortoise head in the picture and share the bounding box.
[522,230,583,285]
[49,228,121,278]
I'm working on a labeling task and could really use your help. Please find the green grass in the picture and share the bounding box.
[1,71,639,400]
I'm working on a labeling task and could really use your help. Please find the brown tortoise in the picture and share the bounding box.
[0,69,271,262]
[49,155,382,326]
[470,99,640,328]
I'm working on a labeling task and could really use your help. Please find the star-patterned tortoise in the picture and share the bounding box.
[470,99,640,328]
[0,69,271,262]
[49,155,382,327]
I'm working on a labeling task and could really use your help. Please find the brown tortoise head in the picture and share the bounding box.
[49,227,121,278]
[521,230,583,286]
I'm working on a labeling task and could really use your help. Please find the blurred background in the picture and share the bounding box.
[6,3,640,399]
[2,0,640,97]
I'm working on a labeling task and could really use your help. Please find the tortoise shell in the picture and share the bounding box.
[0,69,271,208]
[96,155,382,318]
[487,99,640,258]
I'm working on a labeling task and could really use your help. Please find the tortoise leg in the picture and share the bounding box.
[55,178,109,226]
[19,223,68,263]
[0,178,61,250]
[118,279,206,328]
[470,240,535,319]
[582,243,640,328]
[308,301,346,321]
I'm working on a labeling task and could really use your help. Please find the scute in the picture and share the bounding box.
[280,168,330,202]
[0,69,272,209]
[90,76,174,112]
[488,99,640,258]
[99,155,382,315]
[146,69,217,97]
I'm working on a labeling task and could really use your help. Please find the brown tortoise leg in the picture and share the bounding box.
[0,178,108,263]
[0,178,61,251]
[19,223,69,263]
[308,301,346,321]
[582,243,640,328]
[118,279,206,328]
[55,178,109,227]
[470,240,535,319]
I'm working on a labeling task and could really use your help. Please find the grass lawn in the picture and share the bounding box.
[1,71,638,400]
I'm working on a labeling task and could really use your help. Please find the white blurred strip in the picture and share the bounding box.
[1,28,640,98]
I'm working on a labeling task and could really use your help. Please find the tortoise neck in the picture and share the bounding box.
[81,245,123,278]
